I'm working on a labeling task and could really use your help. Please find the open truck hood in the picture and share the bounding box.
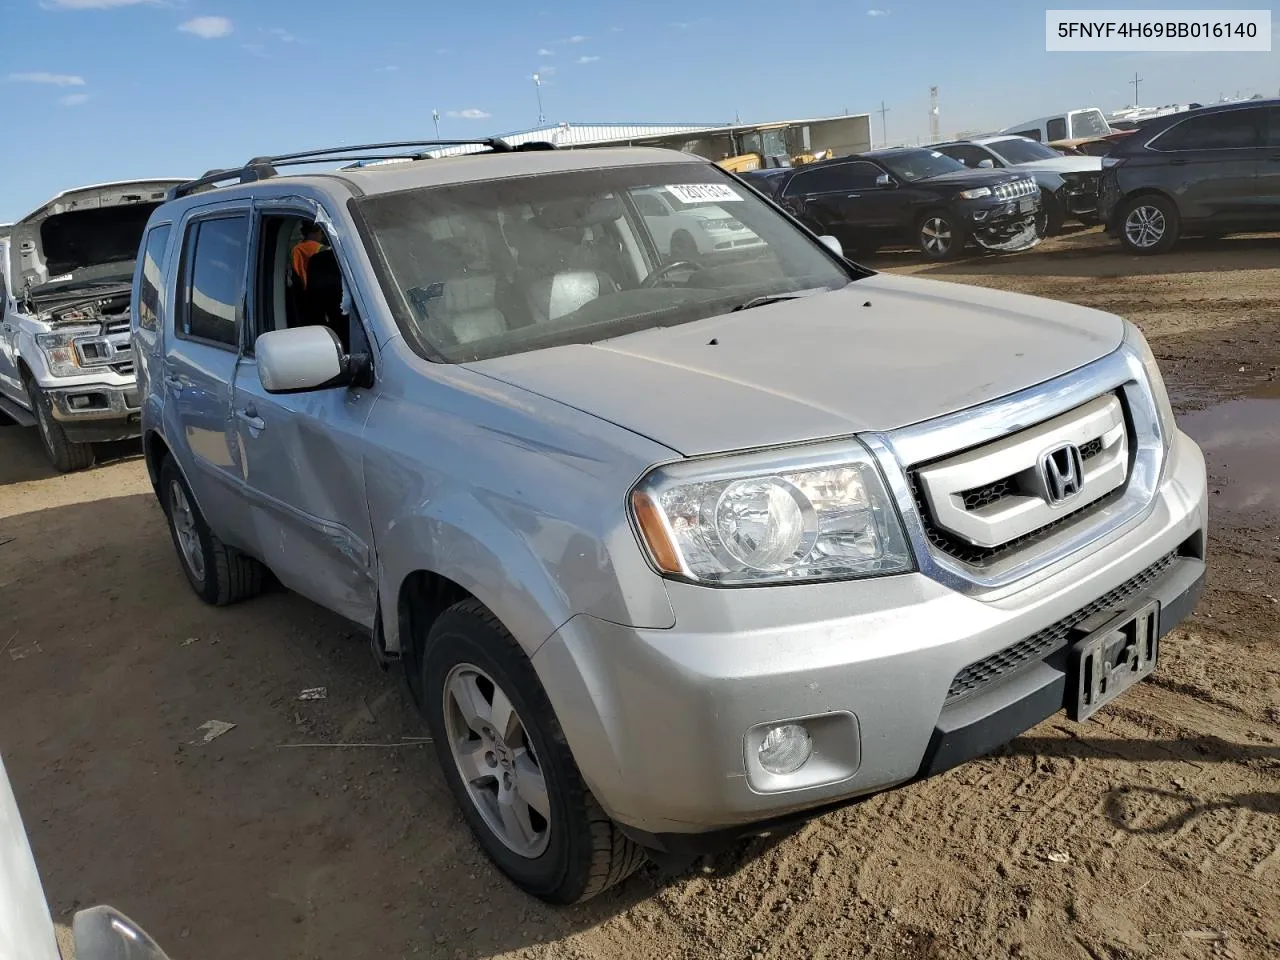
[11,179,185,297]
[467,273,1125,456]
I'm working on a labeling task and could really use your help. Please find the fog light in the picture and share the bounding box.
[68,395,91,409]
[757,723,813,775]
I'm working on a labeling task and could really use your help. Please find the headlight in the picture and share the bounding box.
[959,187,992,200]
[631,440,913,585]
[35,326,100,377]
[1123,321,1173,448]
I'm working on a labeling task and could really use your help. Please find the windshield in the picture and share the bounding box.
[986,138,1063,164]
[357,163,857,363]
[1070,110,1112,139]
[876,149,967,182]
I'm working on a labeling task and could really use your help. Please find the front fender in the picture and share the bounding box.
[367,348,678,657]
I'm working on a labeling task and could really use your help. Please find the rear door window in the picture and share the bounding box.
[137,224,172,332]
[783,164,862,196]
[180,216,249,348]
[1046,118,1068,141]
[1154,110,1263,151]
[938,144,993,168]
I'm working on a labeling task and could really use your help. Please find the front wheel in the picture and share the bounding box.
[27,380,94,473]
[422,599,646,903]
[1119,195,1180,254]
[918,212,965,260]
[1036,191,1064,237]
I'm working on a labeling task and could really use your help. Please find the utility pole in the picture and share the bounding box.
[877,100,890,147]
[1129,71,1142,107]
[929,86,940,143]
[432,109,440,140]
[532,73,546,125]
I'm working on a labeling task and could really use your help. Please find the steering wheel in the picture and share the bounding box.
[639,260,701,288]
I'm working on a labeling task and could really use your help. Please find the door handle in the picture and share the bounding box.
[847,193,862,199]
[236,406,265,431]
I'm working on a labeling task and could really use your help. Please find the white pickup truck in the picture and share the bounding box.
[0,179,184,470]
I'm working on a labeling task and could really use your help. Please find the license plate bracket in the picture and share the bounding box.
[1018,197,1034,213]
[1068,600,1160,721]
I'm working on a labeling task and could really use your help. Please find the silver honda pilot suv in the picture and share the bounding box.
[134,140,1208,903]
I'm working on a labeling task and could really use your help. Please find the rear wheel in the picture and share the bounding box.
[1119,195,1180,254]
[917,212,965,260]
[160,457,264,606]
[422,599,646,903]
[26,376,93,473]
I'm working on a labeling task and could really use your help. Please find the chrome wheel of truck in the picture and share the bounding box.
[443,662,551,858]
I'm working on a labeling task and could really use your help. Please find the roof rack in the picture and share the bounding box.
[166,138,559,200]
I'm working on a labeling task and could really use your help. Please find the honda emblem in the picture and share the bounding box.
[1040,444,1084,505]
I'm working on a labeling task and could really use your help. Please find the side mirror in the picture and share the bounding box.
[256,326,372,394]
[818,235,843,258]
[977,158,995,169]
[73,907,171,960]
[874,173,895,187]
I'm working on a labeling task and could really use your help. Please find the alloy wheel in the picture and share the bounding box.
[1124,204,1166,249]
[443,663,551,858]
[168,480,205,584]
[921,217,953,256]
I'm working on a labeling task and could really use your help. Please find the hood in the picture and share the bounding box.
[915,169,1026,189]
[467,273,1125,456]
[12,179,185,295]
[1008,156,1103,174]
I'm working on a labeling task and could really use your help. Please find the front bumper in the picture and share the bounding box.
[967,198,1042,251]
[45,383,142,442]
[534,430,1207,844]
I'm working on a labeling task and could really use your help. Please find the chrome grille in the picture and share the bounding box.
[946,552,1176,702]
[909,393,1131,568]
[992,179,1038,201]
[104,318,131,336]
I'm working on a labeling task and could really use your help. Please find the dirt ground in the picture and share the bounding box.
[1,227,1277,960]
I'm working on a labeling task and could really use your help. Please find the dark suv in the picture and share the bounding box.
[1098,100,1280,253]
[747,148,1041,260]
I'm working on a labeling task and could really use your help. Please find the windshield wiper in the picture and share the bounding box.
[730,294,802,313]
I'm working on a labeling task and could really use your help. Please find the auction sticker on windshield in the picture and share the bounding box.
[667,184,743,204]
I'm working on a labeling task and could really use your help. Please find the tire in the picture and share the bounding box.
[669,230,699,261]
[1036,191,1064,237]
[159,456,264,606]
[1119,194,1180,254]
[421,599,646,903]
[26,377,94,473]
[917,211,965,260]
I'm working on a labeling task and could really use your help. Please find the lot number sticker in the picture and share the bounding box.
[667,183,743,204]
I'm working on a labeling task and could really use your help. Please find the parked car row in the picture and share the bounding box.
[736,98,1280,259]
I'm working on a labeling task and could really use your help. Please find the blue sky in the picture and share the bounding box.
[1,0,1276,220]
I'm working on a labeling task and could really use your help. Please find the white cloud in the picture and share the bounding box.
[179,16,233,39]
[537,65,557,76]
[268,28,297,43]
[567,34,588,43]
[867,8,890,16]
[7,71,86,86]
[41,0,155,8]
[537,47,554,56]
[446,108,490,120]
[576,55,599,64]
[61,93,90,106]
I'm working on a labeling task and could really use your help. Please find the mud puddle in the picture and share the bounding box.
[1178,389,1280,528]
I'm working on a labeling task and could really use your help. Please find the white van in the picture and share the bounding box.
[999,108,1113,146]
